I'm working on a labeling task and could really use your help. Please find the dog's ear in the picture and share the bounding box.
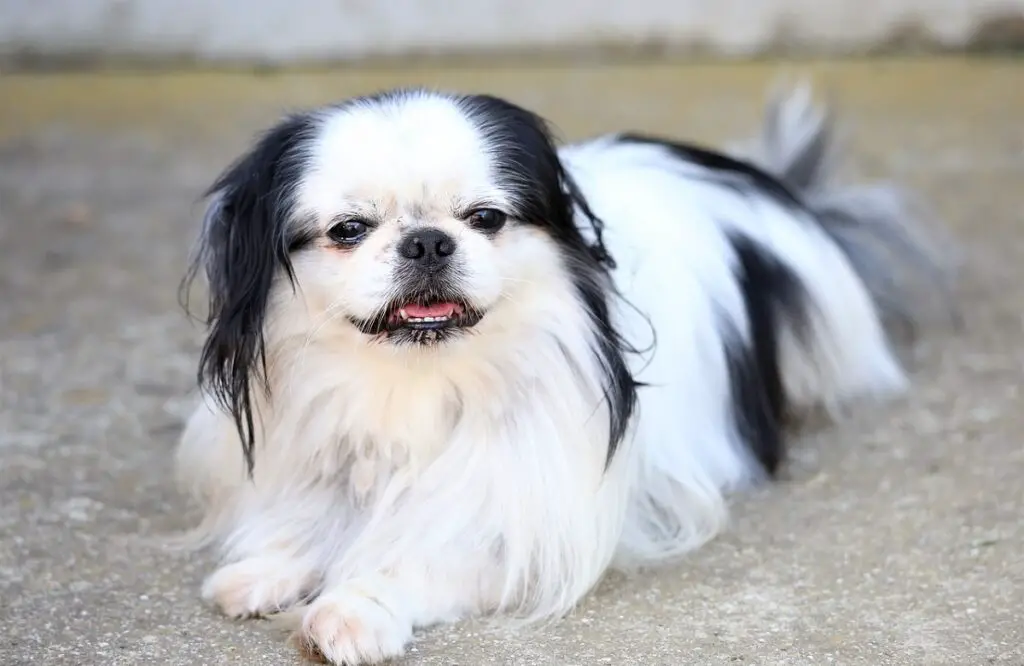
[182,113,317,475]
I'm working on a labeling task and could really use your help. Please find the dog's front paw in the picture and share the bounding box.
[296,584,412,665]
[202,557,314,619]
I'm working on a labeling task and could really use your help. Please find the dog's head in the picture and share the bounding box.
[184,89,632,470]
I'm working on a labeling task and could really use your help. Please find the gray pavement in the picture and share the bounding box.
[1,58,1022,665]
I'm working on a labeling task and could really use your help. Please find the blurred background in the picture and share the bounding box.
[2,2,1023,666]
[3,0,1023,64]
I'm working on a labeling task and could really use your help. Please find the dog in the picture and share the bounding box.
[175,83,950,664]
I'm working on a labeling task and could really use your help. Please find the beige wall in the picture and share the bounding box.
[1,0,1022,64]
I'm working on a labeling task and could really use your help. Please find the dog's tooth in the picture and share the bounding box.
[396,311,457,325]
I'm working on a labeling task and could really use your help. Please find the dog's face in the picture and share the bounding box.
[186,89,631,468]
[290,93,540,346]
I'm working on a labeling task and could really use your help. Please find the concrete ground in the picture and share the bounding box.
[1,58,1021,666]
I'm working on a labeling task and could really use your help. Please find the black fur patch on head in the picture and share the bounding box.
[722,233,810,475]
[457,93,640,462]
[182,90,640,472]
[181,112,318,474]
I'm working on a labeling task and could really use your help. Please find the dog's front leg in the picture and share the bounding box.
[294,531,495,665]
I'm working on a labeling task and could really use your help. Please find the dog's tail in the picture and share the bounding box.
[725,83,957,415]
[733,83,957,339]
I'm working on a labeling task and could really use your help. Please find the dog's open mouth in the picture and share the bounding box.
[388,301,468,330]
[351,298,484,339]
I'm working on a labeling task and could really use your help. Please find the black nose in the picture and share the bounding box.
[397,228,456,266]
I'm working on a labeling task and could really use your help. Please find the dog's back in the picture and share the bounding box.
[559,85,953,563]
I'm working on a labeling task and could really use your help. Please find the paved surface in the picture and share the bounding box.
[1,58,1022,666]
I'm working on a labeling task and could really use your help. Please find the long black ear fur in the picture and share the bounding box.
[181,113,317,475]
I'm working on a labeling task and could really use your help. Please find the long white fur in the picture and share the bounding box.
[176,87,940,664]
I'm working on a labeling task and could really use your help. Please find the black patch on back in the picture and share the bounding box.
[616,131,815,473]
[617,133,804,209]
[723,233,810,475]
[458,93,640,463]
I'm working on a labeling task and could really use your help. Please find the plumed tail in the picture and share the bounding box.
[735,83,958,338]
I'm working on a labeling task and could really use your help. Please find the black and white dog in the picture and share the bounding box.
[176,84,948,664]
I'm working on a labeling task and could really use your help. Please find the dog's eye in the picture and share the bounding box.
[328,219,370,245]
[466,208,507,232]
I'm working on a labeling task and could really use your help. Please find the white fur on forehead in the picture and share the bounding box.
[296,92,514,224]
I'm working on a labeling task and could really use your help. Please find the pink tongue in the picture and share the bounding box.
[404,302,456,318]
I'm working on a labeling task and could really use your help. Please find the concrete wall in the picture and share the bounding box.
[2,0,1023,65]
